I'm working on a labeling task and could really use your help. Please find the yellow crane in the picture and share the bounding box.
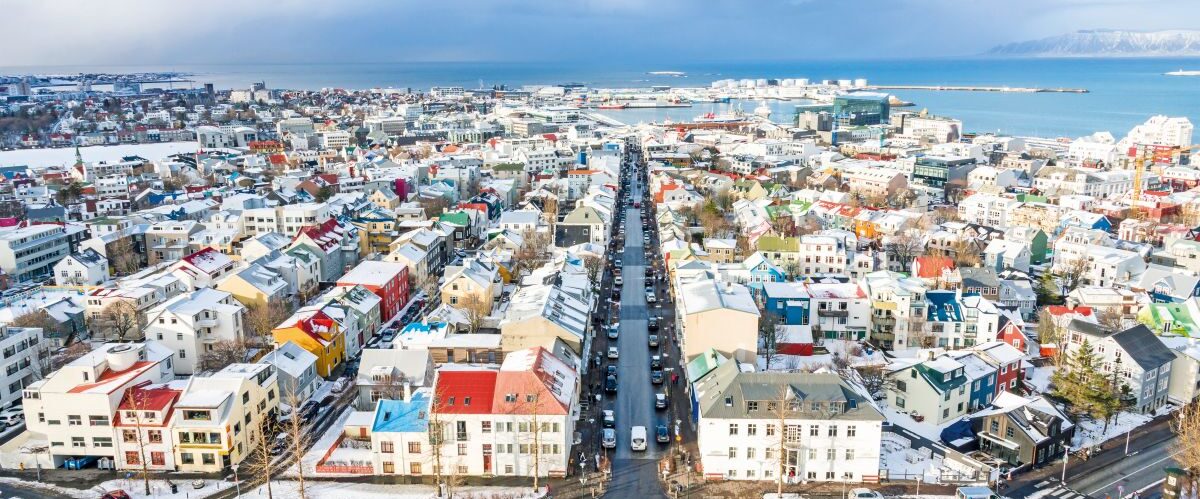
[1130,143,1200,218]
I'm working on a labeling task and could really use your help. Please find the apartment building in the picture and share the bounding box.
[1063,321,1176,413]
[172,363,279,472]
[0,224,71,282]
[242,203,331,237]
[0,326,45,409]
[144,288,247,376]
[145,221,202,265]
[114,384,181,471]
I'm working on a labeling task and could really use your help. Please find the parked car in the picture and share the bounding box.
[608,324,619,339]
[602,428,617,449]
[648,317,658,330]
[849,489,884,499]
[650,370,663,384]
[648,334,659,347]
[0,411,23,427]
[605,375,618,392]
[607,346,619,359]
[603,410,615,428]
[646,292,656,303]
[651,355,662,369]
[655,393,668,409]
[656,424,670,443]
[606,364,618,378]
[613,275,623,286]
[630,426,647,451]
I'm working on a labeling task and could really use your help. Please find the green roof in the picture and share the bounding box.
[1139,303,1200,337]
[686,348,728,383]
[493,163,524,172]
[439,211,470,227]
[756,235,799,253]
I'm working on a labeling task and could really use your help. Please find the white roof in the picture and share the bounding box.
[338,261,408,287]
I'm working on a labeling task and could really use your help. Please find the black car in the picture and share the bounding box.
[606,364,618,378]
[605,375,618,392]
[650,370,663,384]
[656,424,670,443]
[648,317,658,330]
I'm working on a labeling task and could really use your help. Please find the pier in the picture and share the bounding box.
[866,85,1088,94]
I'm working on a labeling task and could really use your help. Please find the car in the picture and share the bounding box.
[602,428,617,449]
[646,292,656,303]
[0,412,23,427]
[655,393,668,409]
[271,433,289,454]
[645,285,653,294]
[651,355,662,369]
[613,275,622,286]
[602,410,615,428]
[633,201,641,208]
[380,330,397,342]
[606,364,618,378]
[604,375,618,392]
[849,489,885,499]
[650,370,663,384]
[648,335,659,347]
[656,424,670,443]
[607,325,619,339]
[630,426,647,451]
[331,376,351,393]
[648,317,658,330]
[607,346,619,359]
[614,258,623,266]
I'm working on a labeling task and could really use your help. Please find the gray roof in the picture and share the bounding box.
[1111,325,1176,371]
[694,361,884,422]
[1136,264,1200,298]
[1067,319,1111,338]
[960,267,1001,289]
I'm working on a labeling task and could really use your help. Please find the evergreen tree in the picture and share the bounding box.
[1036,271,1061,305]
[1052,339,1119,423]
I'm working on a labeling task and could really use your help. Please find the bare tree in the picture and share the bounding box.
[1057,257,1090,296]
[419,196,450,219]
[51,342,91,371]
[99,301,143,341]
[120,389,153,496]
[581,255,604,289]
[514,229,552,275]
[1094,307,1125,332]
[427,390,449,497]
[950,239,981,267]
[109,236,142,277]
[906,313,934,349]
[282,387,313,499]
[885,232,925,273]
[457,293,491,334]
[759,313,783,371]
[241,419,277,499]
[855,366,889,400]
[10,310,65,341]
[245,299,292,346]
[198,339,249,372]
[1173,401,1200,474]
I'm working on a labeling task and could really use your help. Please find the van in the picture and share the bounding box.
[630,426,647,451]
[955,486,1000,499]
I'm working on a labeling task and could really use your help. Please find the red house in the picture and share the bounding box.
[775,325,815,356]
[974,341,1025,395]
[995,321,1031,355]
[337,261,410,322]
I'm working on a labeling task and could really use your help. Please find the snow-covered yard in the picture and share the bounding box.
[1069,408,1160,450]
[879,432,943,482]
[243,481,545,499]
[757,339,887,372]
[1025,365,1055,394]
[0,476,237,499]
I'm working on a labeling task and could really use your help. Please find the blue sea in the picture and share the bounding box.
[5,58,1200,139]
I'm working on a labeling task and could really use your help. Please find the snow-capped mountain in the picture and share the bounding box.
[986,29,1200,57]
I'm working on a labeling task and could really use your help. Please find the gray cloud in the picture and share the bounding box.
[0,0,1197,67]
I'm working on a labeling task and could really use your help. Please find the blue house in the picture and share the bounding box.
[1136,264,1200,303]
[926,290,965,348]
[743,252,787,294]
[760,281,810,325]
[949,351,998,411]
[1059,210,1111,233]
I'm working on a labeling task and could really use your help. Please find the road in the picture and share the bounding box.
[1008,415,1177,499]
[604,157,669,499]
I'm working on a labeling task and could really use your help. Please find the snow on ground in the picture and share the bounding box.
[0,142,198,168]
[1070,409,1156,450]
[1025,365,1055,394]
[291,405,353,476]
[878,402,961,444]
[0,476,238,499]
[244,481,546,499]
[0,288,85,323]
[880,432,944,482]
[757,340,888,372]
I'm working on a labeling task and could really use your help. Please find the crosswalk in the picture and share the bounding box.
[1034,480,1092,499]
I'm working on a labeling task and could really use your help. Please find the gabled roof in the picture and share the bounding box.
[434,369,497,415]
[1111,324,1176,370]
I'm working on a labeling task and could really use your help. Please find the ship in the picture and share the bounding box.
[694,110,746,123]
[1165,69,1200,76]
[597,103,628,110]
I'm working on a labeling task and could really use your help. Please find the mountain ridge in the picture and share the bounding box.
[986,29,1200,57]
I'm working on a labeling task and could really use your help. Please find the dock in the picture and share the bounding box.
[865,85,1088,94]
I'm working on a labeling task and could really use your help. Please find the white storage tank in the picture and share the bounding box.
[854,78,868,88]
[106,344,143,371]
[837,79,852,88]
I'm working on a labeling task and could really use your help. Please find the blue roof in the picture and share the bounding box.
[400,321,448,337]
[926,290,963,322]
[372,393,430,433]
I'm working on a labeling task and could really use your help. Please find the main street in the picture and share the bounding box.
[603,153,670,499]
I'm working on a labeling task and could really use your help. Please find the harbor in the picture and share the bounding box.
[866,84,1089,93]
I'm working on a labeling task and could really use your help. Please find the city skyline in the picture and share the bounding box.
[5,0,1200,66]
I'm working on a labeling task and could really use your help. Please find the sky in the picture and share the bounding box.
[3,0,1200,66]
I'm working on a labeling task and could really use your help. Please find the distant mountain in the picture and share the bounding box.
[986,29,1200,57]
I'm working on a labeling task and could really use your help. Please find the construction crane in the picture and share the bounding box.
[1130,143,1200,218]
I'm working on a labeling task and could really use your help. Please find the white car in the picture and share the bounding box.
[630,426,647,451]
[602,428,617,448]
[848,489,884,499]
[646,292,656,303]
[607,346,619,359]
[614,275,623,286]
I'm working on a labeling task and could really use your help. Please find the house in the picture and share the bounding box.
[760,282,810,326]
[694,361,885,483]
[1005,227,1048,265]
[1138,299,1200,338]
[805,281,870,342]
[499,277,590,355]
[291,218,361,283]
[394,319,504,364]
[272,309,346,378]
[1133,264,1200,304]
[1063,321,1176,413]
[54,249,109,286]
[1052,242,1146,289]
[1159,335,1200,405]
[261,341,319,403]
[973,341,1025,395]
[971,392,1074,468]
[170,247,239,290]
[887,355,971,425]
[774,325,815,356]
[947,350,999,411]
[143,288,247,376]
[912,255,960,289]
[216,263,289,309]
[355,349,434,410]
[21,342,175,468]
[113,383,181,472]
[982,239,1031,273]
[677,279,760,364]
[337,261,410,323]
[441,258,500,317]
[172,363,278,472]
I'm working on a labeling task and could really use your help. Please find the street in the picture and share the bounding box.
[602,154,670,499]
[1007,415,1177,499]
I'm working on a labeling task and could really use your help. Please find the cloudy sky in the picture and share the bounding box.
[3,0,1199,66]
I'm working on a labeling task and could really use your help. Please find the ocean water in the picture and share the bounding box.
[4,58,1200,139]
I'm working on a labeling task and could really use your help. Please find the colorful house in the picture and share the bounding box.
[337,261,410,323]
[1138,298,1200,337]
[272,309,345,377]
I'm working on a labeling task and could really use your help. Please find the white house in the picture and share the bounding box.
[143,288,247,376]
[54,248,109,286]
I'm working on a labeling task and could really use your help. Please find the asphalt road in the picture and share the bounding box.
[605,163,669,499]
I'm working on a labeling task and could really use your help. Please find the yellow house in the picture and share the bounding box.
[215,263,290,310]
[441,259,499,315]
[368,188,401,210]
[271,309,345,378]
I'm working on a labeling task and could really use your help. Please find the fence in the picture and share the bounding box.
[314,434,373,475]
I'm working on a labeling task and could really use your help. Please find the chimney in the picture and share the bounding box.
[403,381,412,401]
[926,351,935,361]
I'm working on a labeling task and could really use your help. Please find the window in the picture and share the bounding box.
[381,441,394,453]
[990,420,1000,433]
[1005,427,1015,439]
[151,452,165,466]
[808,448,817,460]
[729,423,738,436]
[408,442,421,453]
[481,421,492,433]
[94,437,112,448]
[747,424,757,436]
[148,430,162,443]
[746,401,759,411]
[826,448,836,460]
[828,426,837,437]
[382,462,395,474]
[896,397,905,409]
[765,425,776,437]
[845,449,855,460]
[71,437,85,448]
[89,415,109,426]
[728,447,737,458]
[809,425,819,436]
[410,463,422,475]
[122,429,138,443]
[202,453,216,465]
[746,448,756,459]
[765,448,775,459]
[847,425,856,437]
[68,415,81,426]
[457,443,467,456]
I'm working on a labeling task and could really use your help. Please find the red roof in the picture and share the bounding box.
[435,370,497,414]
[268,154,288,165]
[1046,305,1093,317]
[913,255,956,279]
[118,384,180,412]
[295,218,343,251]
[68,361,153,394]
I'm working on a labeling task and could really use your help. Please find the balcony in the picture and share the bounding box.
[197,318,219,328]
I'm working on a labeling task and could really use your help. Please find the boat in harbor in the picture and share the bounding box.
[1165,70,1200,76]
[647,71,686,76]
[695,110,746,123]
[596,102,628,109]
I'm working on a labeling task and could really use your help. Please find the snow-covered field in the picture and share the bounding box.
[0,142,198,168]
